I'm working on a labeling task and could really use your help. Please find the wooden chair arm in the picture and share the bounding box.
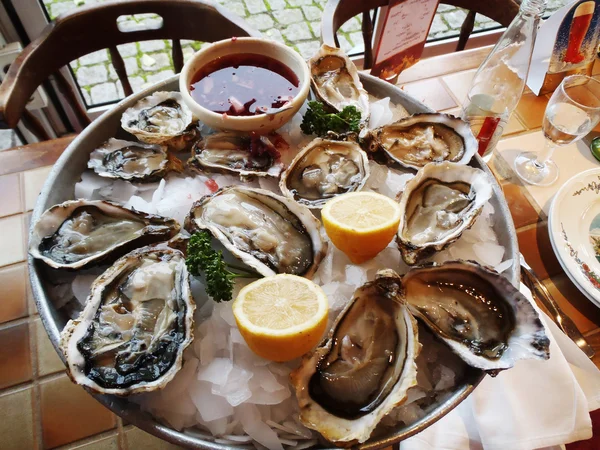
[0,0,259,129]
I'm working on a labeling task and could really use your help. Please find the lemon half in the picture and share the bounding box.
[321,191,402,264]
[232,274,329,362]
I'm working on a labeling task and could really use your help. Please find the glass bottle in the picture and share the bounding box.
[461,0,546,157]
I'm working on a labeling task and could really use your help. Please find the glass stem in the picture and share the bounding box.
[534,139,556,167]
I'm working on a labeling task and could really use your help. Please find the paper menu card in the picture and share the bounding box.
[370,0,440,81]
[527,0,600,95]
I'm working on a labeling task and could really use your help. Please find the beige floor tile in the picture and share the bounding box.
[62,435,119,450]
[0,321,32,389]
[441,69,476,106]
[0,387,35,450]
[40,375,116,448]
[400,78,457,112]
[0,263,28,324]
[35,318,65,376]
[124,427,184,450]
[0,215,25,266]
[503,113,526,136]
[0,173,22,218]
[23,165,52,211]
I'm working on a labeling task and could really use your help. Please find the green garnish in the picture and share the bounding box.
[186,231,257,303]
[300,101,362,136]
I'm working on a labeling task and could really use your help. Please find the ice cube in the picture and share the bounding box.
[188,381,234,422]
[71,274,97,305]
[197,358,233,385]
[473,242,505,267]
[237,403,284,450]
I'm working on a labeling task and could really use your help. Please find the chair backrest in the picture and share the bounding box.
[321,0,520,70]
[0,0,260,135]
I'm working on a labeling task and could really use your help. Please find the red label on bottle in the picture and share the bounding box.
[476,116,501,156]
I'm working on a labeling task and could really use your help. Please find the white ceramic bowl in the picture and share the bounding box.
[179,37,310,133]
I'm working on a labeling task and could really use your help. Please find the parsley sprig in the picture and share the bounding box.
[300,101,362,136]
[186,231,257,303]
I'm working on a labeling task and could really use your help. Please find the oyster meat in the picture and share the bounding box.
[279,138,370,208]
[188,132,284,180]
[364,114,477,170]
[309,44,370,122]
[121,91,196,150]
[290,270,419,445]
[88,138,181,183]
[402,260,550,372]
[29,200,180,269]
[60,245,195,395]
[185,186,326,278]
[397,161,493,265]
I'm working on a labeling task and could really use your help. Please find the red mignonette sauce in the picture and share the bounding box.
[190,54,300,117]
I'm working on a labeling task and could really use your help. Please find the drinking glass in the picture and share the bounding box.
[513,75,600,186]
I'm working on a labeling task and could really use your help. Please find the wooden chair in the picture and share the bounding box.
[0,0,260,141]
[321,0,520,70]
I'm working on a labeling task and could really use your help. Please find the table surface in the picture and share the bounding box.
[2,46,600,450]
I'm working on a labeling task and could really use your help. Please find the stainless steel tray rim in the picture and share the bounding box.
[29,73,517,449]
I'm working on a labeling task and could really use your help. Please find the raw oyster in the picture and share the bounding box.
[88,138,182,183]
[184,186,326,278]
[29,200,180,270]
[402,260,550,373]
[188,132,284,180]
[290,270,420,445]
[308,44,370,122]
[121,91,196,150]
[364,114,477,170]
[397,161,493,265]
[60,245,195,395]
[279,138,370,208]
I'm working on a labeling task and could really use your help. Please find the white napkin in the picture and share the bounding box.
[400,283,600,450]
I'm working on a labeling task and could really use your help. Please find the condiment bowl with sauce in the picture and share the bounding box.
[179,37,310,133]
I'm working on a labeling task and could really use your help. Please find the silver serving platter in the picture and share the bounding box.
[29,73,519,449]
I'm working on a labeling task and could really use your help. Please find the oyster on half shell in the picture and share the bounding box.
[402,260,550,373]
[364,114,477,170]
[279,138,369,209]
[184,186,326,278]
[60,245,195,395]
[121,91,197,150]
[88,138,182,183]
[188,132,284,180]
[397,161,493,265]
[29,200,180,270]
[290,270,420,446]
[309,44,370,123]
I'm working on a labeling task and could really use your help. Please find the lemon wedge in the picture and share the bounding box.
[321,191,402,264]
[232,274,329,362]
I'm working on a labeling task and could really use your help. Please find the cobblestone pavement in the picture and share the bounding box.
[42,0,569,107]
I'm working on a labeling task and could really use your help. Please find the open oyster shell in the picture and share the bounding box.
[121,91,197,150]
[29,200,180,270]
[184,186,326,278]
[290,269,420,446]
[60,245,195,395]
[88,138,182,183]
[363,114,477,170]
[397,161,493,265]
[188,132,284,181]
[279,138,370,209]
[402,260,550,373]
[308,44,370,123]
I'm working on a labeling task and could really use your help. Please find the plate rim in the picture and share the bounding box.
[548,167,600,307]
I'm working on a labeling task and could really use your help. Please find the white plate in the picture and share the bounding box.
[549,168,600,307]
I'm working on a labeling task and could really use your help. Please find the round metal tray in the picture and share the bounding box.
[29,73,519,449]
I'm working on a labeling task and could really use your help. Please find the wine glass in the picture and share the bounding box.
[514,75,600,186]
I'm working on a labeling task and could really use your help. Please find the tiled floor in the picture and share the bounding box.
[1,49,599,449]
